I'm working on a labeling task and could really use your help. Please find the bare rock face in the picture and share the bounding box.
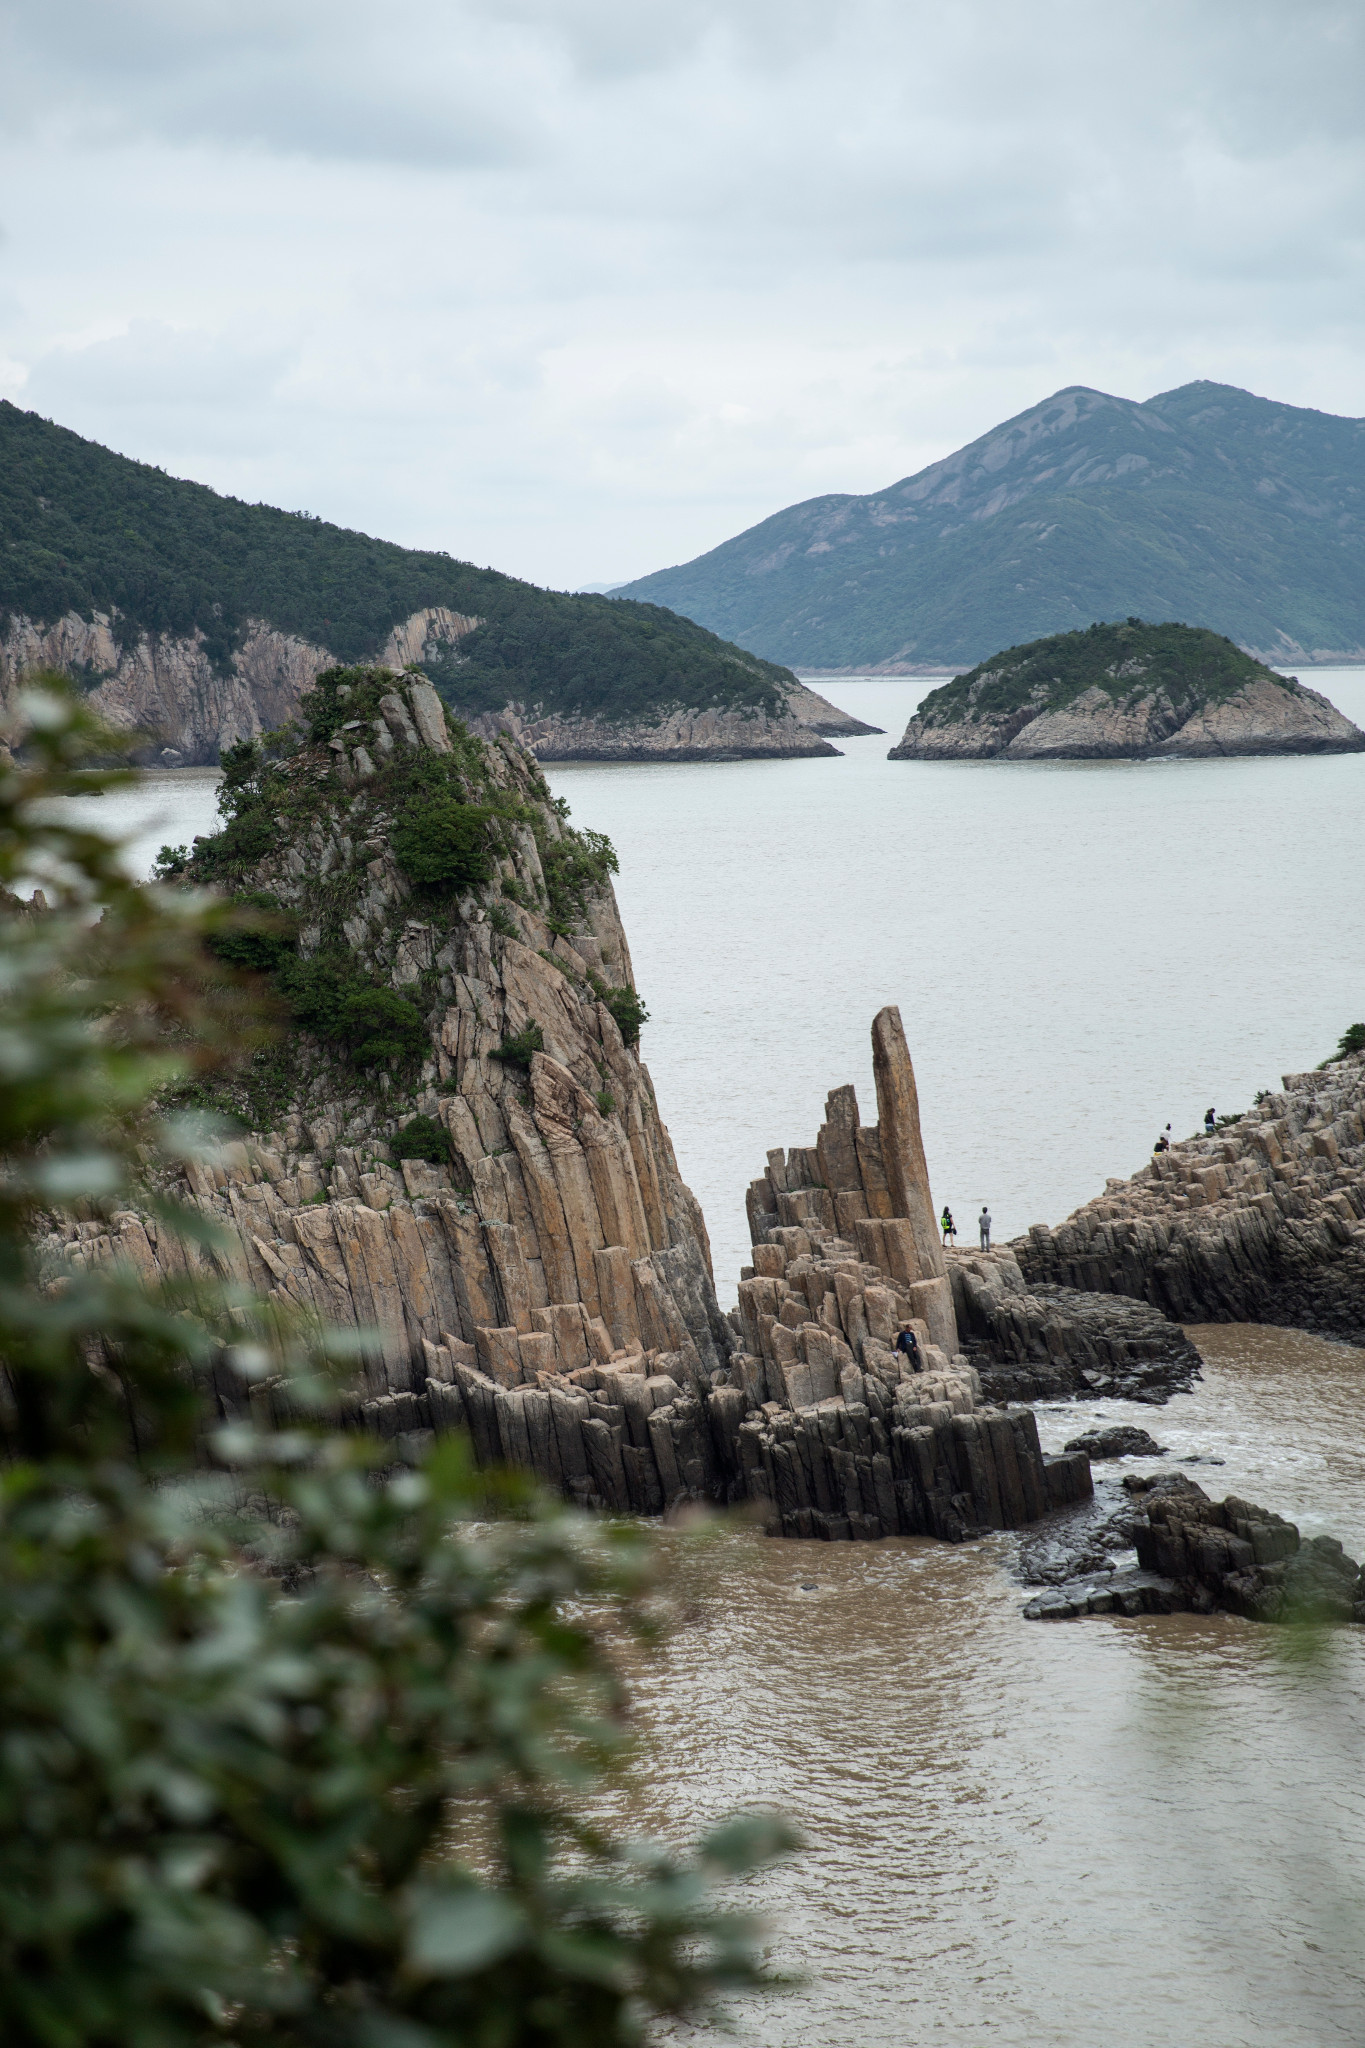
[949,1249,1203,1405]
[729,1014,1094,1540]
[462,699,839,761]
[1017,1056,1365,1342]
[1,606,845,765]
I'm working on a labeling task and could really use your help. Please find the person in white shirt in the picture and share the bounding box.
[979,1206,992,1250]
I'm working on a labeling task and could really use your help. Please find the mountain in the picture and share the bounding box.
[887,620,1365,760]
[613,382,1365,672]
[0,402,858,762]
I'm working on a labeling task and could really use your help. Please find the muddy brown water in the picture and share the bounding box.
[598,1326,1365,2048]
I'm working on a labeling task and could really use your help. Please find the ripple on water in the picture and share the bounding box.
[608,1328,1365,2046]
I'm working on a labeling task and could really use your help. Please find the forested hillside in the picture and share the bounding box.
[0,402,793,722]
[614,382,1365,671]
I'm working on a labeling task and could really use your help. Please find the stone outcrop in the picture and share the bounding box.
[1,607,847,766]
[1022,1472,1365,1625]
[726,1016,1092,1539]
[1018,1056,1365,1343]
[782,677,882,737]
[948,1248,1203,1405]
[462,699,839,762]
[891,672,1364,760]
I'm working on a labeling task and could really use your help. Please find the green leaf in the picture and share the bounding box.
[406,1885,525,1975]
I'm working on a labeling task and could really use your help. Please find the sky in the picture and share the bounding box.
[2,0,1364,590]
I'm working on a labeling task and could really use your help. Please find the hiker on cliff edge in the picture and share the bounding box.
[1204,1107,1216,1134]
[895,1323,922,1372]
[979,1205,992,1251]
[940,1205,955,1246]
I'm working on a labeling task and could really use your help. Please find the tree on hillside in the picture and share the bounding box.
[0,684,794,2046]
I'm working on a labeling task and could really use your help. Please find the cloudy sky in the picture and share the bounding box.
[2,0,1363,588]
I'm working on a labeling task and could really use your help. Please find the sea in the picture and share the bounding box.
[65,666,1365,2046]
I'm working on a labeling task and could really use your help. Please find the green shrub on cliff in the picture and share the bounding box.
[393,793,497,892]
[0,685,795,2046]
[1322,1022,1365,1067]
[393,1112,453,1163]
[280,951,428,1068]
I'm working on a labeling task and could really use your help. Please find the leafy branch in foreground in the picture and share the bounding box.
[0,683,796,2046]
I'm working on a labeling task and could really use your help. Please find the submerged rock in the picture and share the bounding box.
[1063,1425,1168,1459]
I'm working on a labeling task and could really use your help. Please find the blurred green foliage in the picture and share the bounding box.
[0,684,795,2046]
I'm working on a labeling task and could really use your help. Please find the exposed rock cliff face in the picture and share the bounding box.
[1,606,845,765]
[725,1012,1093,1540]
[463,698,838,762]
[1017,1056,1365,1342]
[948,1247,1203,1405]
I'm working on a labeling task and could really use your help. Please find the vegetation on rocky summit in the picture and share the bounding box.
[1322,1022,1365,1069]
[0,399,795,723]
[0,684,794,2044]
[911,619,1291,729]
[159,664,645,1138]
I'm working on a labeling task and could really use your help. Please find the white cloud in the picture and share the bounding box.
[1,0,1362,584]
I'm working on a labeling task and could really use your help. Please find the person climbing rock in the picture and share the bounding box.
[1204,1107,1216,1134]
[979,1205,992,1250]
[895,1323,922,1371]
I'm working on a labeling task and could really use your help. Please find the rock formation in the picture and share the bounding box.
[1021,1472,1365,1625]
[0,606,849,766]
[889,621,1365,760]
[1018,1056,1365,1343]
[948,1247,1203,1405]
[728,1015,1093,1540]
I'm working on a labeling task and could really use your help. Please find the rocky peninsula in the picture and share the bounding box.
[888,620,1365,760]
[1017,1055,1365,1343]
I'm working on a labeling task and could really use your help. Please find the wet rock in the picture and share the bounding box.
[1063,1425,1168,1460]
[953,1253,1203,1406]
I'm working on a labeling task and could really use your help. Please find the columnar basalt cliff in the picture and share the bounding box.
[725,1012,1092,1540]
[1017,1056,1365,1342]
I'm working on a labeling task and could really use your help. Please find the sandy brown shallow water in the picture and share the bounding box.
[599,1325,1365,2048]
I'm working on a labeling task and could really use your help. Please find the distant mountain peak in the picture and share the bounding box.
[613,381,1365,671]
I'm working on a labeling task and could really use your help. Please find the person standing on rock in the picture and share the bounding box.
[940,1205,955,1246]
[895,1323,923,1372]
[1204,1107,1216,1134]
[979,1205,992,1251]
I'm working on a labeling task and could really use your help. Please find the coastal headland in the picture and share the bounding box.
[43,661,1365,1624]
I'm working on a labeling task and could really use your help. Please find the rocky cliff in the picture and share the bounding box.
[0,607,846,765]
[1017,1055,1365,1342]
[888,620,1365,761]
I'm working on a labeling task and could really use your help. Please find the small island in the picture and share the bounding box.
[888,619,1365,760]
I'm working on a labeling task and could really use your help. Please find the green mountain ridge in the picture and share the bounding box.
[613,382,1365,671]
[0,401,795,725]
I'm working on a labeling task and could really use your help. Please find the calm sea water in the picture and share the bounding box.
[68,670,1365,2047]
